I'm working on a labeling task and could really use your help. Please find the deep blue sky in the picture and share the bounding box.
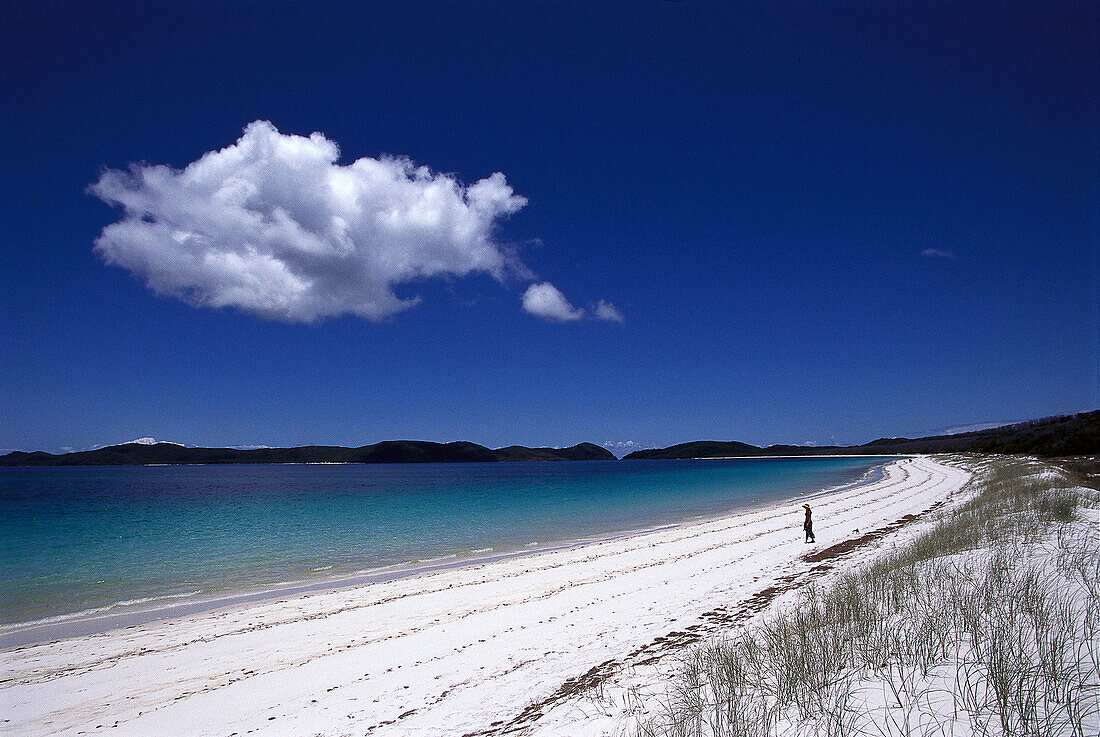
[2,1,1097,454]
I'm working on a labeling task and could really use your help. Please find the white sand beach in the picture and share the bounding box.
[1,456,972,737]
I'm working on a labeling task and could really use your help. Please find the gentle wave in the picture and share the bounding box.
[0,589,204,633]
[113,591,203,608]
[413,553,458,564]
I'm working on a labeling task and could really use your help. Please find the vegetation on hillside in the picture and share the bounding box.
[0,440,616,466]
[624,410,1099,460]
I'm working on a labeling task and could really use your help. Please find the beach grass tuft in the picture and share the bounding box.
[632,455,1100,737]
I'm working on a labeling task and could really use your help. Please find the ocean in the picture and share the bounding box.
[0,456,896,633]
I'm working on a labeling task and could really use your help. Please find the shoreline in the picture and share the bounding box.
[0,521,682,650]
[1,456,971,737]
[686,453,915,460]
[0,458,894,648]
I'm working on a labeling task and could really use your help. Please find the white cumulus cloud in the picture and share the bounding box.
[91,121,528,322]
[521,282,585,321]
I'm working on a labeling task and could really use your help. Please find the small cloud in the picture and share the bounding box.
[593,300,624,323]
[603,440,642,457]
[921,248,957,261]
[230,444,272,450]
[800,440,819,447]
[124,437,186,447]
[521,282,585,321]
[520,283,623,323]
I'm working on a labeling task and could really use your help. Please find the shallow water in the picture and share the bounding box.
[0,456,895,627]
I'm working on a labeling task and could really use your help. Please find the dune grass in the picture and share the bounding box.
[633,455,1100,737]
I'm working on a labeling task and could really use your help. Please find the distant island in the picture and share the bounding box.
[623,410,1099,460]
[0,440,617,466]
[1,410,1095,467]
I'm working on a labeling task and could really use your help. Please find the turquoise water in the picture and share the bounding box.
[0,457,894,628]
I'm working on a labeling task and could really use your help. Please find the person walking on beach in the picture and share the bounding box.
[802,503,815,543]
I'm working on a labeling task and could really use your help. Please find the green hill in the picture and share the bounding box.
[0,440,616,466]
[622,410,1099,460]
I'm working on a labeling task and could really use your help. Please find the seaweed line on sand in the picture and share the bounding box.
[462,495,952,736]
